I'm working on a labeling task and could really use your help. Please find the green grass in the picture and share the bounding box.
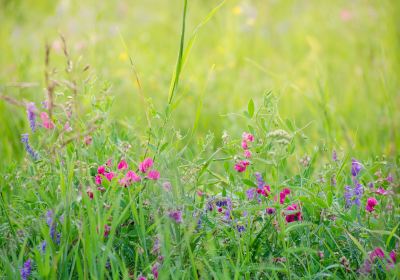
[0,0,399,279]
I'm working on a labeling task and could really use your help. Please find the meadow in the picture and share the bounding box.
[0,0,399,279]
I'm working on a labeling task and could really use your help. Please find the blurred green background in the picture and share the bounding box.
[1,0,399,167]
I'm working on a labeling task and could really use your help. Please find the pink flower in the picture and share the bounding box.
[257,185,271,197]
[279,188,291,204]
[242,132,254,142]
[139,158,154,173]
[95,175,102,185]
[162,182,172,191]
[137,276,147,280]
[244,150,252,158]
[40,112,55,129]
[369,247,385,261]
[285,204,302,223]
[105,172,115,181]
[147,170,160,180]
[366,197,378,212]
[241,140,248,150]
[104,225,111,237]
[87,188,94,200]
[234,160,250,173]
[389,251,396,263]
[106,159,112,167]
[118,159,128,170]
[126,170,141,182]
[375,187,388,195]
[169,210,183,223]
[97,165,105,175]
[64,121,72,132]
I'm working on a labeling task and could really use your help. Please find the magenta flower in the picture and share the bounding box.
[366,197,378,213]
[234,160,250,173]
[105,172,115,181]
[168,210,183,223]
[118,159,128,170]
[139,158,154,173]
[151,263,160,279]
[137,276,147,280]
[279,188,291,204]
[241,140,249,150]
[375,187,388,195]
[266,207,276,215]
[104,224,111,237]
[147,170,160,180]
[40,112,54,129]
[244,150,252,158]
[98,165,105,175]
[285,204,302,223]
[95,175,102,185]
[126,170,141,182]
[242,132,254,142]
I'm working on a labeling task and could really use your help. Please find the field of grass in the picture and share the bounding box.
[0,0,399,279]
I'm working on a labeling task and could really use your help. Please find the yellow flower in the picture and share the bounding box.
[119,52,128,62]
[232,6,242,15]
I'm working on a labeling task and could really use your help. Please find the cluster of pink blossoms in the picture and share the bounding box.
[365,197,378,213]
[234,132,254,173]
[359,247,397,274]
[40,112,55,129]
[93,158,160,195]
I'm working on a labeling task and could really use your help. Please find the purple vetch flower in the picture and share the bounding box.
[255,172,265,189]
[20,259,32,280]
[246,188,256,200]
[168,210,183,224]
[151,237,161,255]
[236,224,245,233]
[26,102,37,132]
[40,241,47,254]
[332,150,337,161]
[151,262,160,279]
[344,185,353,207]
[21,134,39,160]
[344,180,364,207]
[46,210,53,227]
[386,173,393,183]
[351,158,362,177]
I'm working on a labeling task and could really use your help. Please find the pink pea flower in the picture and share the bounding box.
[126,170,141,183]
[389,251,396,263]
[95,175,102,185]
[169,210,183,223]
[242,132,254,142]
[151,263,160,279]
[40,112,55,129]
[234,160,250,173]
[118,159,128,170]
[87,188,94,200]
[106,159,112,167]
[366,197,378,213]
[241,140,249,150]
[104,225,111,237]
[244,150,252,158]
[257,185,271,197]
[375,187,388,195]
[105,172,115,181]
[279,188,291,204]
[137,276,147,280]
[285,204,302,223]
[139,158,154,173]
[147,170,160,180]
[64,121,72,132]
[97,165,105,175]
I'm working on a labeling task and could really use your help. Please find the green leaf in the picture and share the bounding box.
[248,98,255,118]
[242,179,257,187]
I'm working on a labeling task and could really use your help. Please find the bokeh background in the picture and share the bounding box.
[1,0,399,168]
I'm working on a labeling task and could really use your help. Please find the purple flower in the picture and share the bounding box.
[46,210,53,227]
[351,158,362,177]
[26,102,37,132]
[151,262,160,279]
[266,207,276,215]
[344,180,363,207]
[353,180,363,206]
[20,259,32,280]
[332,150,337,161]
[40,241,47,254]
[21,134,39,160]
[386,173,393,183]
[168,210,183,224]
[246,188,256,200]
[255,172,265,189]
[237,224,245,233]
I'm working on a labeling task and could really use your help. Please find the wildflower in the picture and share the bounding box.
[106,159,112,167]
[104,225,111,237]
[234,160,250,172]
[285,204,302,223]
[257,185,271,197]
[26,102,36,132]
[137,275,147,280]
[162,181,172,191]
[241,140,248,150]
[97,165,105,175]
[126,170,141,183]
[147,170,160,180]
[117,159,128,170]
[339,256,351,272]
[139,158,153,173]
[360,247,397,274]
[242,132,254,142]
[279,188,291,204]
[375,187,388,195]
[84,135,92,145]
[366,197,378,213]
[151,263,160,279]
[331,175,336,186]
[20,259,32,280]
[318,251,324,260]
[246,188,256,200]
[40,112,54,129]
[46,210,53,227]
[236,223,245,233]
[87,188,94,200]
[266,207,276,215]
[21,134,39,160]
[300,155,311,167]
[389,251,396,263]
[95,175,102,185]
[332,150,337,161]
[351,158,362,177]
[344,180,363,207]
[151,237,160,255]
[40,241,47,254]
[386,173,393,183]
[64,121,72,132]
[104,172,115,181]
[169,210,183,223]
